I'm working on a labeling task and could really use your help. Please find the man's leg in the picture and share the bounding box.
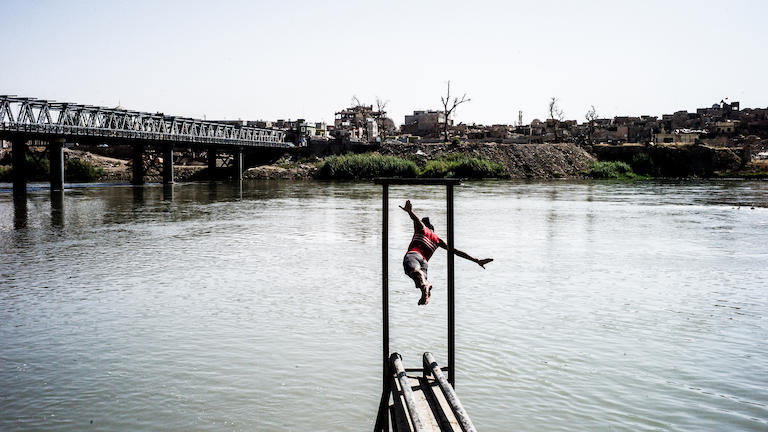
[404,253,432,305]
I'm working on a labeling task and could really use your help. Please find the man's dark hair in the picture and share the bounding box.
[421,217,434,231]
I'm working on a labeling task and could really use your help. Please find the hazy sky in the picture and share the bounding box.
[1,0,766,126]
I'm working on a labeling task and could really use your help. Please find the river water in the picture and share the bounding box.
[1,180,767,431]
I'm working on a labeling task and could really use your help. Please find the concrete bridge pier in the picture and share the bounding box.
[131,144,145,185]
[162,144,174,184]
[207,148,217,179]
[233,147,244,181]
[12,139,27,196]
[50,138,65,191]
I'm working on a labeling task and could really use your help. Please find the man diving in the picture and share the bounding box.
[399,200,493,305]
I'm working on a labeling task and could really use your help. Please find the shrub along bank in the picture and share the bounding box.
[315,152,509,180]
[0,157,104,182]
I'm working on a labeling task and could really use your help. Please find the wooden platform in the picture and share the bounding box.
[390,374,462,431]
[376,352,477,432]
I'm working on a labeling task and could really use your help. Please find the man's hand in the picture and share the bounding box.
[476,258,493,269]
[399,200,413,213]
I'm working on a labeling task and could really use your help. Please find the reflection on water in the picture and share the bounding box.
[0,179,767,432]
[50,190,64,228]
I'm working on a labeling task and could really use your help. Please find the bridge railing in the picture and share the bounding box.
[0,96,288,147]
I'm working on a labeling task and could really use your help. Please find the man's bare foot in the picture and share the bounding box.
[418,284,432,305]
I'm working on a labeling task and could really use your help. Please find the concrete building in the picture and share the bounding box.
[654,128,703,145]
[401,110,450,137]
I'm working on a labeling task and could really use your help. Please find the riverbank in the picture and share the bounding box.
[2,141,766,182]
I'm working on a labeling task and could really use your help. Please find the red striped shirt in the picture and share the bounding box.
[407,226,441,261]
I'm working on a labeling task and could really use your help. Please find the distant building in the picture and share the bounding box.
[401,110,449,137]
[333,104,393,142]
[654,128,703,145]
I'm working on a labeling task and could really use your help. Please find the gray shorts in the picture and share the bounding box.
[403,251,428,277]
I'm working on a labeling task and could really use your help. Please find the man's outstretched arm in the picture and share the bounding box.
[438,240,494,269]
[399,200,425,232]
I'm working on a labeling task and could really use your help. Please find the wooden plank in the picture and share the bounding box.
[424,378,462,430]
[423,352,477,432]
[406,376,441,431]
[419,376,461,431]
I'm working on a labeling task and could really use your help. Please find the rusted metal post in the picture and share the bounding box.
[380,182,390,432]
[447,183,455,387]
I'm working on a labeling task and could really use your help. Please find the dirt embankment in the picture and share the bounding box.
[379,141,596,178]
[62,149,205,182]
[592,144,744,177]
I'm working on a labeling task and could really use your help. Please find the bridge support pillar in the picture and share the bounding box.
[162,145,174,184]
[131,144,145,185]
[12,139,27,196]
[207,148,217,179]
[233,148,243,181]
[50,139,65,191]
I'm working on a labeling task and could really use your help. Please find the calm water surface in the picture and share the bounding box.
[1,180,767,431]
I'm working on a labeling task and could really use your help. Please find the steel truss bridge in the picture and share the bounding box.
[1,95,291,191]
[0,95,286,147]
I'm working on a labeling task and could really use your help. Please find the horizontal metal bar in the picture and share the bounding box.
[374,177,462,185]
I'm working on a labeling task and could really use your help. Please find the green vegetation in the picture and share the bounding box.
[316,153,418,179]
[420,153,509,179]
[315,152,509,180]
[65,159,104,182]
[714,171,768,179]
[582,161,646,180]
[27,155,50,180]
[630,152,657,176]
[0,165,11,181]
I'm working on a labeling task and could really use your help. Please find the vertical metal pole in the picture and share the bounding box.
[447,183,455,387]
[381,183,390,432]
[233,147,244,181]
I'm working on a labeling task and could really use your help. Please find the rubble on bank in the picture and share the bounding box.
[378,141,595,178]
[243,163,317,180]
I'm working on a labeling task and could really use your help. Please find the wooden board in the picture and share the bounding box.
[390,374,463,431]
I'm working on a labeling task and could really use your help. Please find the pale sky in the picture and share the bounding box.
[1,0,766,126]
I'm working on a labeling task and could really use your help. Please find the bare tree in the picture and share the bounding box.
[585,105,598,147]
[548,97,564,142]
[548,97,564,121]
[375,97,391,137]
[441,81,470,141]
[375,97,388,113]
[351,95,363,108]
